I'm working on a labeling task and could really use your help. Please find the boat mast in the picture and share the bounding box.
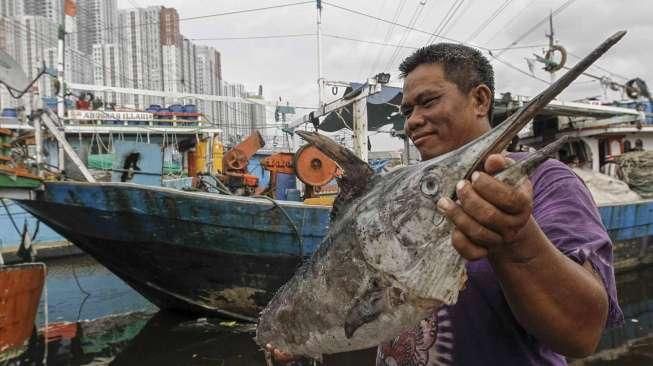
[316,0,324,107]
[545,11,556,83]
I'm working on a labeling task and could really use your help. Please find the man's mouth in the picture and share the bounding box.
[412,132,437,146]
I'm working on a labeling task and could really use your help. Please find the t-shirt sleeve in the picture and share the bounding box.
[530,159,624,327]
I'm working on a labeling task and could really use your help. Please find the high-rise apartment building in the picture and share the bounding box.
[76,0,118,55]
[23,0,61,24]
[0,0,24,18]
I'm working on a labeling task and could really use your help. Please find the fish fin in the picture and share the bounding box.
[295,131,374,212]
[494,136,569,185]
[344,286,405,339]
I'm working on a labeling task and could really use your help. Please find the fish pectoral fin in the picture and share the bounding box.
[494,136,569,185]
[296,131,373,203]
[344,286,405,339]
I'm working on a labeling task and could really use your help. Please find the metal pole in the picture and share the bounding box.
[57,26,65,119]
[34,116,43,178]
[316,0,324,108]
[352,97,368,162]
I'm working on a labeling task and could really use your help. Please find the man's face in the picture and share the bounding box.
[401,63,490,160]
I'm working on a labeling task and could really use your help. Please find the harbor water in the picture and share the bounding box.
[9,254,653,365]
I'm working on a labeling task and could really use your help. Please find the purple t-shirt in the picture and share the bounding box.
[376,157,623,365]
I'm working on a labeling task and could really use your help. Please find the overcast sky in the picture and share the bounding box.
[114,0,653,150]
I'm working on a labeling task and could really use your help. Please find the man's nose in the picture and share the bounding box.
[405,109,426,136]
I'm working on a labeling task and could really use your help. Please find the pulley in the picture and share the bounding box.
[294,145,338,187]
[543,44,567,72]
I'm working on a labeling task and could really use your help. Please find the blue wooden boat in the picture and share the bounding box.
[15,181,331,320]
[13,180,653,320]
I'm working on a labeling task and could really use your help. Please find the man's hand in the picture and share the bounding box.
[265,344,302,365]
[436,153,609,357]
[436,153,539,262]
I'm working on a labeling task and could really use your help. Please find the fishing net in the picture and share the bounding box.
[616,151,653,198]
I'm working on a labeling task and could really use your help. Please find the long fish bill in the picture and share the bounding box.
[464,30,627,180]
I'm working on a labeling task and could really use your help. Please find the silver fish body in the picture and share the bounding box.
[256,31,626,360]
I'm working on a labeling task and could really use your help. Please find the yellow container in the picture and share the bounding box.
[189,136,223,175]
[303,195,336,206]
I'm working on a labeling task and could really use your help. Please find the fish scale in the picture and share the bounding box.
[256,31,627,361]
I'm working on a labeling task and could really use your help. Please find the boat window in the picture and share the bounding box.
[624,140,632,153]
[636,139,644,151]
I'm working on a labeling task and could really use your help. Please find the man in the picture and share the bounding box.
[270,43,622,365]
[376,43,622,365]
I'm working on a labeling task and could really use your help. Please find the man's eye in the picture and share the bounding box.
[402,108,413,117]
[423,97,438,107]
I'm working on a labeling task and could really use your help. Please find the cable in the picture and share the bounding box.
[367,0,407,77]
[189,33,315,41]
[323,33,419,50]
[424,0,464,45]
[489,54,551,84]
[567,51,630,81]
[494,0,577,57]
[67,1,314,35]
[483,0,537,46]
[322,1,482,48]
[253,195,304,257]
[384,0,429,71]
[353,0,388,79]
[465,0,514,44]
[1,199,21,236]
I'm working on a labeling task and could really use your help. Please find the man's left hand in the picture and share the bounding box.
[436,153,540,262]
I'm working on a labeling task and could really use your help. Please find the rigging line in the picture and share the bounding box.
[567,51,629,81]
[423,0,459,45]
[368,0,408,78]
[488,44,548,51]
[354,0,388,79]
[384,0,428,71]
[489,54,550,84]
[431,0,465,43]
[436,0,473,39]
[67,1,313,35]
[494,0,578,57]
[483,0,538,47]
[2,18,146,86]
[322,1,485,51]
[323,33,419,49]
[189,33,315,41]
[465,0,515,44]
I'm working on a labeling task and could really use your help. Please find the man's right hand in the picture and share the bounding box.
[265,344,302,365]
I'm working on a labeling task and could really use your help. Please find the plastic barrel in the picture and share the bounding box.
[1,108,17,118]
[184,104,197,121]
[42,97,58,110]
[169,104,184,113]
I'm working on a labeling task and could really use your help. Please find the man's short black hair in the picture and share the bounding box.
[399,43,495,125]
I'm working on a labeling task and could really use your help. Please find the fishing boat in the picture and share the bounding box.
[16,182,330,320]
[0,263,45,363]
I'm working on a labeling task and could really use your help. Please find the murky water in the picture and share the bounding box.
[7,256,653,365]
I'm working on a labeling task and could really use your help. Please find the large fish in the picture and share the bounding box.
[256,31,626,360]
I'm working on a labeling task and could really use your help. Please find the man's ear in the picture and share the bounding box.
[471,84,492,118]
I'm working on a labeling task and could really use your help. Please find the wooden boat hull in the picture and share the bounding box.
[17,182,330,320]
[0,263,45,362]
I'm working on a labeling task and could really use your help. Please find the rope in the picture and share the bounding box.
[72,265,91,321]
[1,199,21,236]
[253,195,304,257]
